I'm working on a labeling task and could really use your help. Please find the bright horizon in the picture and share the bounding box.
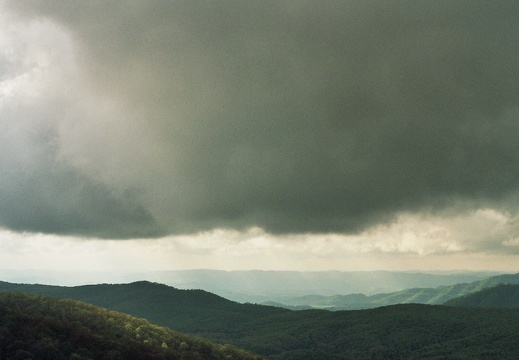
[2,211,519,275]
[1,1,519,277]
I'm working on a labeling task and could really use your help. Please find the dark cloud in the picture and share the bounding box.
[0,117,162,238]
[2,1,519,237]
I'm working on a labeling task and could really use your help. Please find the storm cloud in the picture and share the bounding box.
[1,0,519,238]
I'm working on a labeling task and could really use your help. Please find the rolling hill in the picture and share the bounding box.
[0,291,264,360]
[0,280,289,334]
[3,280,519,359]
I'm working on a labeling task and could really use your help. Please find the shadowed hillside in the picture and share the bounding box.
[445,284,519,308]
[2,281,519,359]
[0,292,264,360]
[0,280,289,333]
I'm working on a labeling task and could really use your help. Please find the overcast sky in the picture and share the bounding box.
[1,1,519,274]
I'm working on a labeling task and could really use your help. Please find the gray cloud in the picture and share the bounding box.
[0,110,161,238]
[2,1,519,238]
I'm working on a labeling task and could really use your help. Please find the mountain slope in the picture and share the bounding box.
[0,280,289,334]
[270,272,519,310]
[444,284,519,308]
[3,280,519,359]
[0,291,264,360]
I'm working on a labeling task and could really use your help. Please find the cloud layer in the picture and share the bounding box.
[1,1,519,238]
[2,209,519,273]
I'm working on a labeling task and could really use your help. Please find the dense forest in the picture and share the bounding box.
[0,292,264,360]
[2,280,519,359]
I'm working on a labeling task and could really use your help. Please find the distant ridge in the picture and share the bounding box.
[121,269,499,300]
[0,269,499,301]
[445,284,519,308]
[265,272,519,310]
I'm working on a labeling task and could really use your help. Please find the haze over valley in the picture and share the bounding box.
[2,272,519,359]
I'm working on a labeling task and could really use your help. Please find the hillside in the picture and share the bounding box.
[0,280,289,333]
[445,284,519,308]
[0,292,264,360]
[3,281,519,359]
[269,272,519,310]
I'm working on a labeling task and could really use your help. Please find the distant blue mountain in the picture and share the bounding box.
[119,269,499,302]
[0,269,497,303]
[266,272,519,310]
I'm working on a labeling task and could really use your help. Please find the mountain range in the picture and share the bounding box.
[1,272,519,359]
[265,272,519,310]
[0,269,498,302]
[0,291,264,360]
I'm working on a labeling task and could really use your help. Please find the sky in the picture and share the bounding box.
[1,0,519,275]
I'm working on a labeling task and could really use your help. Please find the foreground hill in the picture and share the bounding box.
[0,292,264,360]
[0,280,289,333]
[269,272,519,310]
[3,281,519,359]
[445,284,519,308]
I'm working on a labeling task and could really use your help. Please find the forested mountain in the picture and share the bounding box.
[3,280,519,359]
[267,272,519,310]
[0,292,264,360]
[445,284,519,308]
[0,280,289,332]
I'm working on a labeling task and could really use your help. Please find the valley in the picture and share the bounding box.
[1,272,519,359]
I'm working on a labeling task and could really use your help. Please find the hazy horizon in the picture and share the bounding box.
[1,1,519,275]
[0,268,504,301]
